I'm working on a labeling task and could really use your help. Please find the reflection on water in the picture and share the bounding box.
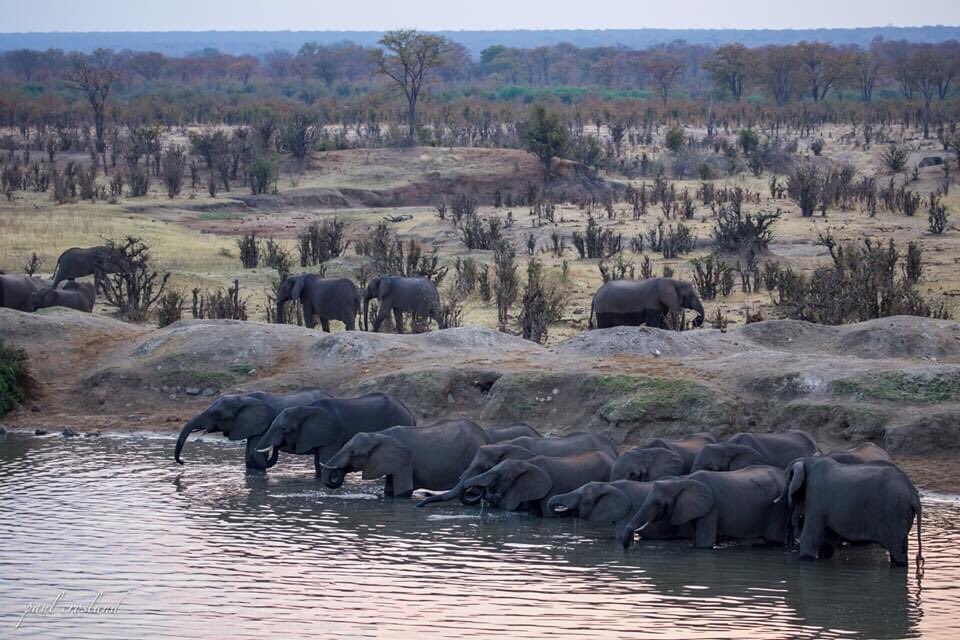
[1,432,958,639]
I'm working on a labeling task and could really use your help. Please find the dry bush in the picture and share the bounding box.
[519,259,566,344]
[690,253,734,300]
[97,237,170,322]
[572,216,622,259]
[355,222,447,286]
[157,290,185,327]
[711,206,780,254]
[298,217,349,266]
[191,280,248,320]
[236,232,260,268]
[493,241,519,330]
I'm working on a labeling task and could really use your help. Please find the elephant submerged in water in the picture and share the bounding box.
[255,393,417,484]
[416,432,618,507]
[175,388,332,469]
[547,480,682,540]
[590,277,705,329]
[274,273,360,331]
[610,433,717,482]
[363,275,444,333]
[781,457,922,567]
[621,465,789,549]
[690,430,819,472]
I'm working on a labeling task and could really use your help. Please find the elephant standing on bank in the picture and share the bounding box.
[0,274,51,311]
[323,419,490,497]
[175,388,331,469]
[255,393,417,485]
[611,433,717,482]
[417,432,618,507]
[781,457,922,566]
[52,245,120,286]
[691,430,819,472]
[547,480,683,540]
[32,281,96,313]
[590,277,705,329]
[364,275,444,333]
[462,450,616,517]
[621,465,789,549]
[275,274,360,332]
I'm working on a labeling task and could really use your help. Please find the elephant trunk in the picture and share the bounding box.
[690,297,705,326]
[174,416,203,464]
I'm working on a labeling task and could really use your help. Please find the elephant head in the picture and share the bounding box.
[673,279,705,328]
[30,287,58,311]
[610,447,684,482]
[620,478,714,548]
[256,405,339,455]
[174,395,274,464]
[362,276,385,331]
[690,443,766,472]
[463,459,552,511]
[323,432,413,496]
[275,274,308,324]
[548,481,632,522]
[453,444,532,505]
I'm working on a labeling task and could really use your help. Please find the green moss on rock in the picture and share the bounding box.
[0,340,30,415]
[831,371,960,403]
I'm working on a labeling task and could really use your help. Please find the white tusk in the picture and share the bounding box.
[256,447,272,453]
[773,496,781,503]
[637,522,650,531]
[553,505,569,513]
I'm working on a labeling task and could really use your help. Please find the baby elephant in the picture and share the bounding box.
[782,457,921,566]
[691,430,819,472]
[462,450,616,517]
[621,465,789,549]
[32,282,96,313]
[416,432,617,507]
[547,480,681,541]
[323,419,489,497]
[611,432,716,482]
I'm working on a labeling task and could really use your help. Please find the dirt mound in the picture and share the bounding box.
[554,326,748,359]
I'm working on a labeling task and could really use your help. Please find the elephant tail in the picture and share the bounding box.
[588,296,596,330]
[51,255,63,285]
[914,497,925,578]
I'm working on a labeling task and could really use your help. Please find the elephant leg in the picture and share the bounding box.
[319,318,331,333]
[886,535,909,566]
[302,302,316,329]
[797,514,824,560]
[373,302,392,332]
[393,308,405,334]
[344,313,356,331]
[644,309,662,328]
[595,313,613,328]
[692,512,719,549]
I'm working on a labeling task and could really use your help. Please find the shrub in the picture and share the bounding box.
[459,214,504,250]
[263,238,293,278]
[519,259,566,343]
[493,242,519,330]
[161,146,187,198]
[157,290,185,327]
[572,216,622,259]
[690,253,734,300]
[664,126,685,153]
[298,217,349,266]
[247,153,276,195]
[237,232,260,268]
[928,196,949,234]
[0,340,31,415]
[738,129,760,155]
[97,237,170,322]
[712,206,780,254]
[810,138,825,156]
[191,280,248,320]
[127,167,150,197]
[355,223,447,285]
[788,163,821,217]
[881,144,909,173]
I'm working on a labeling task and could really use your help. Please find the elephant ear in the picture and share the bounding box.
[363,436,411,481]
[589,487,630,524]
[785,461,806,507]
[295,407,338,454]
[291,275,307,301]
[500,463,552,511]
[650,449,685,479]
[228,402,274,441]
[671,480,715,525]
[729,445,766,470]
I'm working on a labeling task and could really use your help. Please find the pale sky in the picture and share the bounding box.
[4,0,959,32]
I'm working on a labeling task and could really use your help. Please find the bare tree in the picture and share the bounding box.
[373,30,452,140]
[642,51,685,104]
[65,50,120,172]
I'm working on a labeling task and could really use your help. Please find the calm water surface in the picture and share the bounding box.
[1,432,958,639]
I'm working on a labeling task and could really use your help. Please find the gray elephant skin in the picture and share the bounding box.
[364,275,443,333]
[323,419,489,497]
[0,274,51,311]
[547,480,681,540]
[782,457,921,566]
[621,465,789,549]
[175,388,332,469]
[416,432,618,507]
[590,277,705,329]
[691,430,819,472]
[256,393,417,484]
[275,273,360,331]
[32,281,96,313]
[52,245,119,286]
[611,433,717,482]
[486,423,541,441]
[462,450,616,517]
[825,442,892,464]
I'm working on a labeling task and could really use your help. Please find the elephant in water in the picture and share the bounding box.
[461,450,616,517]
[31,281,96,313]
[0,274,51,311]
[255,393,417,485]
[175,388,331,469]
[323,419,490,497]
[274,273,360,331]
[621,465,789,549]
[547,480,683,540]
[782,457,921,567]
[589,277,705,329]
[417,432,618,507]
[610,432,717,482]
[825,442,892,464]
[52,245,120,287]
[690,430,819,472]
[363,275,444,333]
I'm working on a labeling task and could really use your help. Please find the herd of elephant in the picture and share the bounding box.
[174,388,923,569]
[2,244,708,332]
